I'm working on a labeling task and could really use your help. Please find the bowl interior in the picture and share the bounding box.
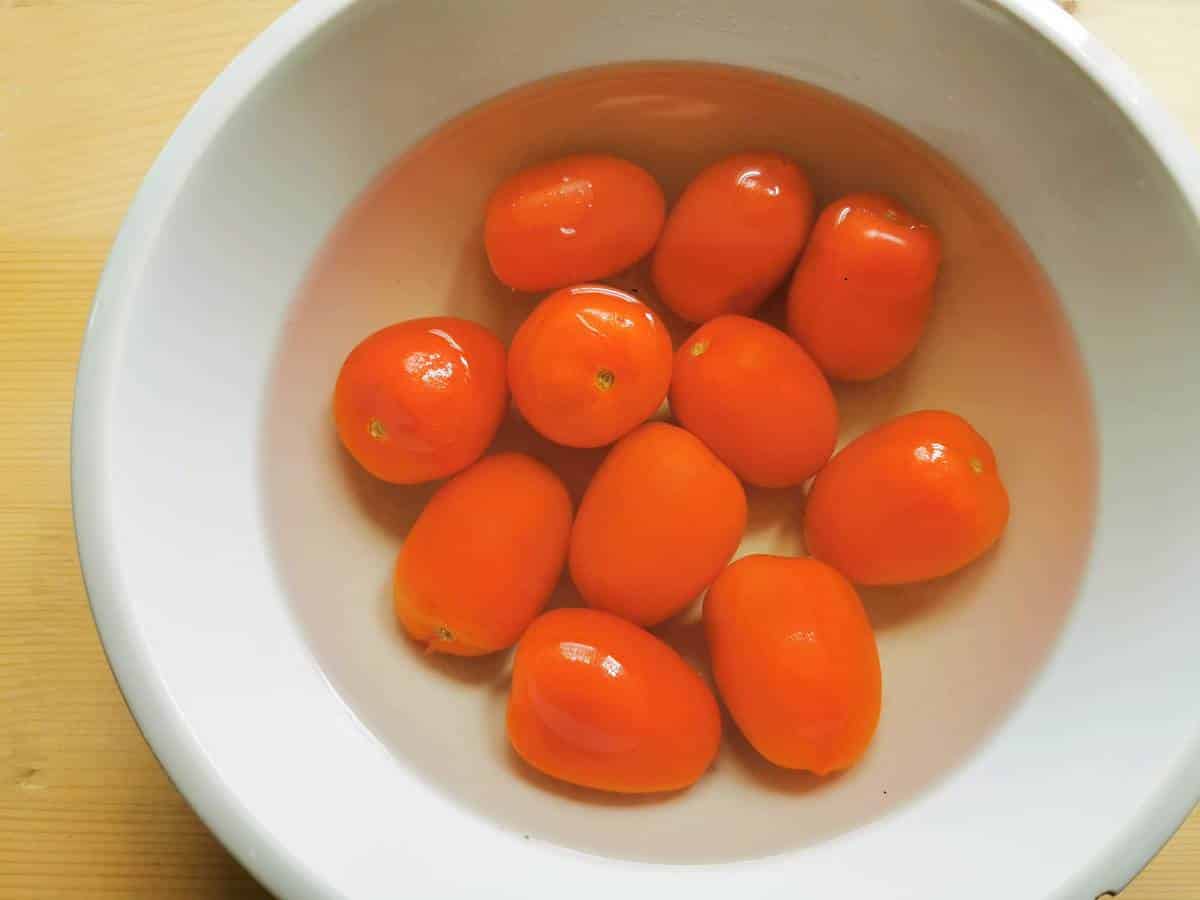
[263,62,1096,863]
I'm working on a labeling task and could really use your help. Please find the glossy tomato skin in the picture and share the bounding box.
[704,555,881,775]
[805,410,1010,585]
[670,315,838,487]
[787,193,942,381]
[508,284,673,448]
[394,453,572,656]
[507,607,721,793]
[652,152,814,323]
[485,154,665,292]
[569,422,747,626]
[333,317,507,484]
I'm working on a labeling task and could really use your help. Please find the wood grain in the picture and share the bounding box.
[0,1,1195,897]
[1,3,290,897]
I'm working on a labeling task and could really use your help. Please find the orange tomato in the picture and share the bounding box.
[508,284,673,448]
[393,453,572,655]
[484,154,665,292]
[569,422,747,626]
[669,315,838,487]
[651,152,814,323]
[507,607,721,793]
[805,410,1010,585]
[704,555,881,775]
[787,193,942,381]
[333,317,507,484]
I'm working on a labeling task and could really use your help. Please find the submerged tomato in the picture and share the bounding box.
[670,315,838,487]
[333,317,507,484]
[568,422,747,626]
[507,284,672,448]
[507,608,721,793]
[705,555,881,775]
[394,453,572,655]
[652,152,814,322]
[787,193,941,381]
[485,154,665,292]
[804,410,1010,584]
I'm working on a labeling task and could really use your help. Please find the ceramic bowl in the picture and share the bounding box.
[73,1,1200,897]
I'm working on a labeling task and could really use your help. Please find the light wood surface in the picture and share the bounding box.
[1,1,1197,897]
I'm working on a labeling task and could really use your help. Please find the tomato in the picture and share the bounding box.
[507,608,721,793]
[669,315,838,487]
[569,422,746,626]
[805,410,1010,585]
[704,555,881,775]
[484,154,665,292]
[651,152,814,323]
[507,284,673,448]
[333,317,507,484]
[394,453,572,655]
[787,193,941,381]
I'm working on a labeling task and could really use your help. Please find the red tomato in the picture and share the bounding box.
[669,315,838,487]
[652,152,814,322]
[705,555,881,775]
[507,284,673,448]
[804,410,1010,585]
[507,608,721,793]
[333,317,507,484]
[394,453,572,656]
[568,423,747,627]
[484,154,665,292]
[787,193,942,381]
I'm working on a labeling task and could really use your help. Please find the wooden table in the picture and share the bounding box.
[1,1,1197,897]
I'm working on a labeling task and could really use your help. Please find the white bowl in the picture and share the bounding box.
[73,1,1200,898]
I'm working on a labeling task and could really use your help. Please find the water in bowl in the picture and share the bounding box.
[263,62,1096,864]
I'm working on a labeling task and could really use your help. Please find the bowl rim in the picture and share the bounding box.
[72,1,1200,898]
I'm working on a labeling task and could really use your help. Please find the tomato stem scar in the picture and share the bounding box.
[368,418,387,440]
[424,626,455,654]
[595,369,616,391]
[969,457,984,474]
[690,339,709,357]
